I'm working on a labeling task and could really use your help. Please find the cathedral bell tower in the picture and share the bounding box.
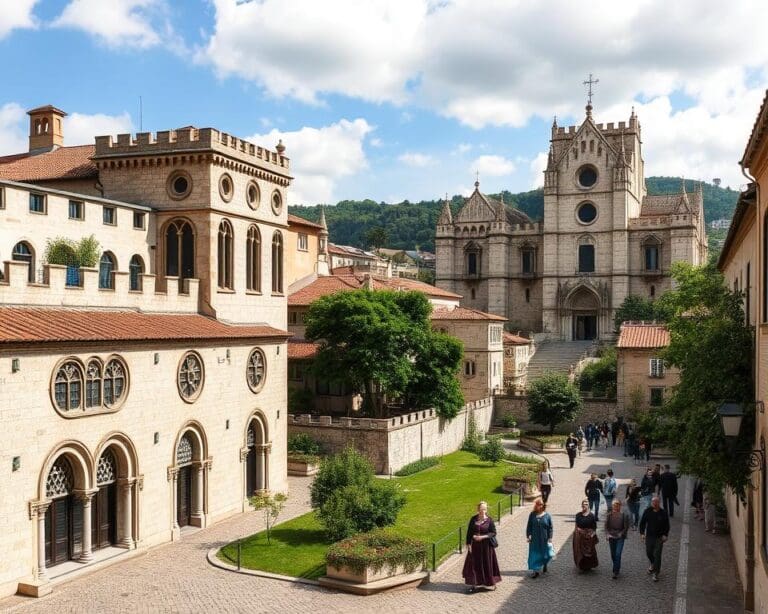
[27,105,66,153]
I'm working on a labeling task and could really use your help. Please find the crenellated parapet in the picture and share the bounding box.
[93,128,291,184]
[0,261,200,312]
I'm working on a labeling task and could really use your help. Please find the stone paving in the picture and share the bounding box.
[0,445,742,614]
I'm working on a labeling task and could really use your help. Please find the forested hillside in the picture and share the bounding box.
[289,177,738,253]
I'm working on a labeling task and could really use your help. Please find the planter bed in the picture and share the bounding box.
[287,454,321,476]
[518,435,566,454]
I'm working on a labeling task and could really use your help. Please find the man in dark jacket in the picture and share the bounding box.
[659,465,679,517]
[639,496,670,582]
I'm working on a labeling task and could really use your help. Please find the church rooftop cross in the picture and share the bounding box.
[583,73,599,117]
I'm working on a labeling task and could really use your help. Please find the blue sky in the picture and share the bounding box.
[1,0,767,205]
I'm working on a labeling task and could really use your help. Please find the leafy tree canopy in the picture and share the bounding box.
[613,295,672,331]
[658,262,754,498]
[304,289,463,418]
[527,372,583,434]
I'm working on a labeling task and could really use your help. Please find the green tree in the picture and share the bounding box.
[613,295,671,331]
[657,262,754,498]
[365,226,388,250]
[477,436,505,465]
[304,289,462,418]
[249,492,288,545]
[527,372,583,434]
[578,347,617,398]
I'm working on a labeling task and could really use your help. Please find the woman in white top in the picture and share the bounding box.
[537,459,555,503]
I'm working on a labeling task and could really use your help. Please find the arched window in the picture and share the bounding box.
[246,225,261,292]
[525,288,531,303]
[176,435,194,465]
[217,219,234,289]
[99,252,116,289]
[165,220,195,291]
[650,285,656,298]
[521,246,535,274]
[643,236,662,272]
[54,361,83,411]
[12,241,34,282]
[104,359,127,406]
[129,255,144,291]
[85,360,102,408]
[35,119,41,135]
[46,457,74,499]
[271,231,283,293]
[464,242,481,278]
[42,118,49,134]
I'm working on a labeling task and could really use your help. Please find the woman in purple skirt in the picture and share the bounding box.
[462,501,501,593]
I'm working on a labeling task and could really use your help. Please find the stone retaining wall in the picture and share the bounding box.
[288,398,494,474]
[495,395,618,433]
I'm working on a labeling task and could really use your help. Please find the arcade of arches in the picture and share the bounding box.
[28,416,273,582]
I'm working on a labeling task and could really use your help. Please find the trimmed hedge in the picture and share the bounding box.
[506,452,542,466]
[394,456,440,476]
[524,432,569,445]
[502,464,538,487]
[325,530,427,576]
[287,453,321,464]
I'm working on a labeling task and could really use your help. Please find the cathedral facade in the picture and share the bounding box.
[435,104,708,341]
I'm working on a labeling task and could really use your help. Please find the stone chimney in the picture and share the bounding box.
[28,105,66,153]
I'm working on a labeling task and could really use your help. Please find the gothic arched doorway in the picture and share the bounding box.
[171,424,208,532]
[242,412,270,503]
[92,449,118,550]
[567,286,600,341]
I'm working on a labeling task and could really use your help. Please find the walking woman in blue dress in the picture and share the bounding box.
[526,497,554,578]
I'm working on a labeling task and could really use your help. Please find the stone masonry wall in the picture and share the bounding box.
[494,395,618,433]
[288,398,494,474]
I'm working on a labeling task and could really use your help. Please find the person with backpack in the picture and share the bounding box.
[603,469,618,515]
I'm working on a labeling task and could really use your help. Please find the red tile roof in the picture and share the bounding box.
[0,307,290,344]
[288,339,319,359]
[288,214,324,229]
[0,145,97,181]
[288,274,461,306]
[617,323,670,349]
[431,307,506,321]
[503,332,531,345]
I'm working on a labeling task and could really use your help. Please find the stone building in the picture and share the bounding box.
[615,322,679,412]
[436,103,708,341]
[0,105,290,597]
[502,332,533,392]
[717,88,766,612]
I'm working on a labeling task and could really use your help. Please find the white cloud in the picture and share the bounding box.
[471,154,516,177]
[529,151,549,189]
[452,143,472,155]
[398,152,434,168]
[53,0,165,48]
[249,118,374,205]
[65,112,133,145]
[199,0,427,104]
[0,103,28,155]
[0,0,38,39]
[369,137,383,148]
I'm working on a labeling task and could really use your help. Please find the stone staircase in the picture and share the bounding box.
[525,340,594,383]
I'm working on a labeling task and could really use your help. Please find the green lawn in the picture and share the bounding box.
[219,451,532,578]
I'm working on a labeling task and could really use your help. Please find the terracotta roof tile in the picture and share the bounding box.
[0,307,289,344]
[0,145,97,181]
[616,323,670,349]
[288,214,323,229]
[288,274,461,306]
[503,332,531,345]
[431,306,506,321]
[288,339,319,359]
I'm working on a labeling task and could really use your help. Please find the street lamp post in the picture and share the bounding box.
[716,401,765,471]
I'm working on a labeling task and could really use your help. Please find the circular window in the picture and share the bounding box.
[219,173,234,202]
[178,351,204,402]
[246,348,267,393]
[577,202,598,225]
[577,166,598,188]
[271,190,283,215]
[246,181,260,210]
[167,171,193,200]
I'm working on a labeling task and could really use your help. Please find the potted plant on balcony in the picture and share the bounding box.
[44,235,100,286]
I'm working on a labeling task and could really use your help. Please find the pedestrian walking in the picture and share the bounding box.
[652,464,662,494]
[625,478,641,529]
[639,496,670,582]
[462,501,501,593]
[576,426,585,457]
[703,490,717,533]
[537,460,555,503]
[605,500,630,578]
[566,433,578,468]
[585,473,603,517]
[603,468,618,514]
[692,479,704,520]
[585,423,594,451]
[659,465,679,518]
[573,499,599,571]
[639,467,655,519]
[526,498,554,578]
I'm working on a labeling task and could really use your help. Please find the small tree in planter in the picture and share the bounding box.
[527,372,582,434]
[249,492,288,545]
[44,235,100,286]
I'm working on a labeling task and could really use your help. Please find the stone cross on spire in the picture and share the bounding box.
[474,170,480,188]
[583,73,599,117]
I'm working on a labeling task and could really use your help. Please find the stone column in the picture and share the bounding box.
[35,501,51,581]
[117,478,135,548]
[191,462,204,526]
[76,491,96,563]
[167,467,179,531]
[262,443,271,494]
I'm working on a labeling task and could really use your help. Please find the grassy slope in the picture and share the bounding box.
[219,450,532,578]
